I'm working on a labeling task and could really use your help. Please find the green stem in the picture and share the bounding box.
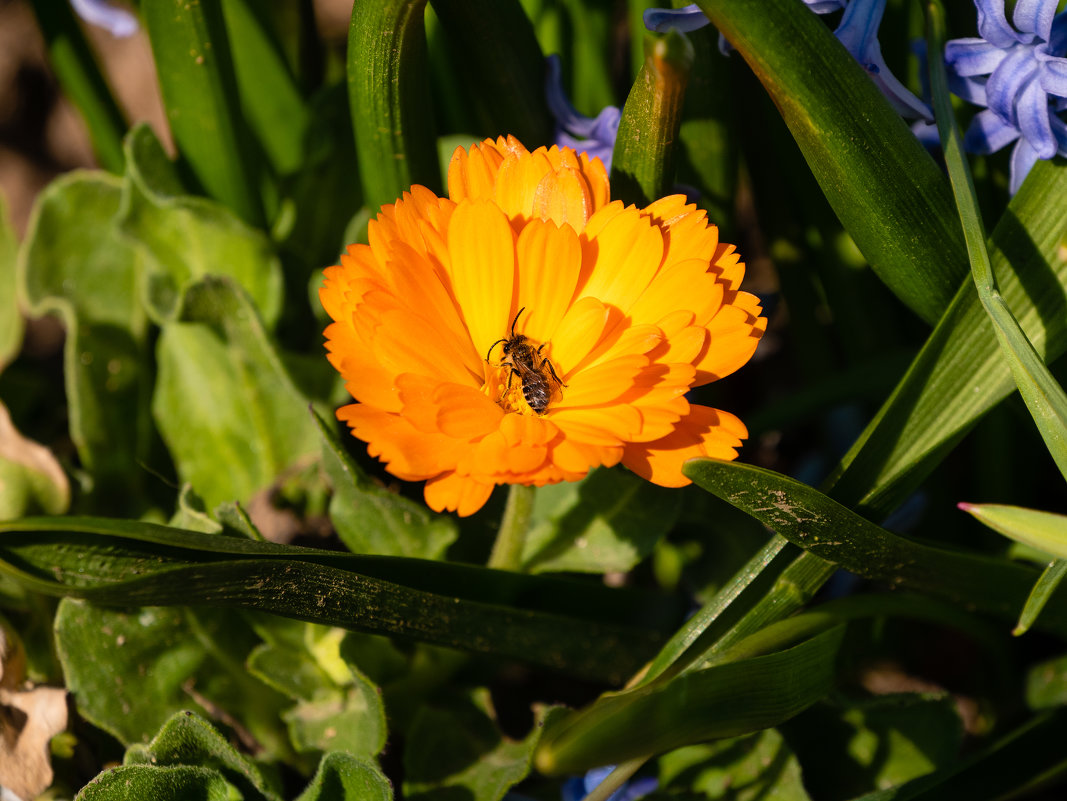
[581,759,646,801]
[488,483,535,571]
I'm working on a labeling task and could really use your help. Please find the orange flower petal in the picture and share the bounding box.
[424,471,495,517]
[515,219,581,342]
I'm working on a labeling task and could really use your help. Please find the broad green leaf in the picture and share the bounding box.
[75,765,238,801]
[18,172,152,511]
[315,409,457,559]
[0,400,69,519]
[611,29,694,207]
[520,467,682,574]
[684,459,1067,637]
[142,0,264,225]
[404,690,555,801]
[427,0,554,147]
[29,0,127,173]
[534,626,844,775]
[153,277,318,509]
[118,124,283,327]
[0,192,21,371]
[696,0,966,325]
[221,0,309,176]
[827,157,1067,516]
[295,753,394,801]
[168,484,224,535]
[927,0,1067,480]
[54,600,291,758]
[348,0,442,210]
[784,694,962,798]
[125,711,282,801]
[658,730,811,801]
[1,516,667,683]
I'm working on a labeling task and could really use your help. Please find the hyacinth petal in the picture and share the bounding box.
[1040,59,1067,98]
[965,108,1022,153]
[515,219,582,342]
[1017,77,1058,157]
[977,0,1024,48]
[424,472,495,516]
[1013,0,1057,41]
[621,405,748,487]
[644,5,710,34]
[448,200,517,357]
[1009,136,1041,193]
[945,39,1007,77]
[987,47,1039,124]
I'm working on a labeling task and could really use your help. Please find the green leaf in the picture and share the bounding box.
[0,192,21,371]
[427,0,553,147]
[29,0,127,173]
[1016,558,1067,636]
[684,459,1067,637]
[18,171,152,511]
[348,0,442,210]
[927,0,1067,480]
[282,674,386,758]
[405,690,552,801]
[695,0,966,325]
[152,277,318,509]
[827,157,1067,517]
[295,753,394,801]
[221,0,309,176]
[1,516,667,683]
[521,467,682,574]
[54,600,291,757]
[315,409,457,559]
[958,504,1067,560]
[611,29,695,207]
[0,401,69,519]
[75,765,238,801]
[1026,652,1067,710]
[658,729,811,801]
[118,124,284,327]
[784,694,962,799]
[124,711,282,801]
[142,0,264,225]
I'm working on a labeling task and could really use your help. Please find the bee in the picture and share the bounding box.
[486,307,565,414]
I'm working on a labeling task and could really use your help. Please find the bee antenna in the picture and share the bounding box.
[486,338,506,362]
[511,307,525,336]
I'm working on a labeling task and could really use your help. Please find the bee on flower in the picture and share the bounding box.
[320,136,766,517]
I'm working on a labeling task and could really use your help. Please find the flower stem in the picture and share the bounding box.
[581,759,647,801]
[488,483,535,571]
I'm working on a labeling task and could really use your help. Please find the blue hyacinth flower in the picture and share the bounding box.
[70,0,139,37]
[545,54,622,170]
[644,0,931,120]
[945,0,1067,193]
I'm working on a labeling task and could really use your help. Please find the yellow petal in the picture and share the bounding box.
[515,219,582,343]
[577,206,664,313]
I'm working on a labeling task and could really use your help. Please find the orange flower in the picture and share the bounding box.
[321,136,766,517]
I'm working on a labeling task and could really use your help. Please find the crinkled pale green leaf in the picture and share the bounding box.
[153,276,318,509]
[315,409,457,559]
[684,459,1067,637]
[0,192,21,371]
[75,765,238,801]
[295,753,394,801]
[118,125,283,327]
[405,690,556,801]
[1,516,666,683]
[0,400,69,519]
[534,626,844,775]
[658,730,811,801]
[521,467,681,574]
[611,29,694,207]
[348,0,442,210]
[142,0,263,225]
[125,711,282,801]
[18,171,152,511]
[54,600,292,759]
